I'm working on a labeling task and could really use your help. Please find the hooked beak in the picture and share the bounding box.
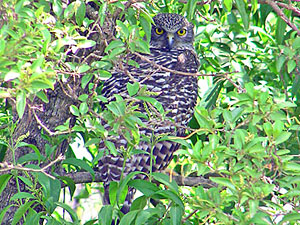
[167,33,174,50]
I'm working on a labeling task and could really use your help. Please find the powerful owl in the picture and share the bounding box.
[97,13,199,214]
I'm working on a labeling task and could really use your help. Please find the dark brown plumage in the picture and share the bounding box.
[97,13,199,214]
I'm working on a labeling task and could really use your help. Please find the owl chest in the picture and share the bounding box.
[144,74,197,122]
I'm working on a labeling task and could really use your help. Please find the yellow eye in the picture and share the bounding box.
[177,29,186,36]
[155,28,164,35]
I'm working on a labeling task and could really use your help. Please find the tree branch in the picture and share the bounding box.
[0,155,65,179]
[260,0,300,36]
[60,171,218,188]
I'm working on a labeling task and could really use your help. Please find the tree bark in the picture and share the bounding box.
[0,82,79,224]
[0,3,113,223]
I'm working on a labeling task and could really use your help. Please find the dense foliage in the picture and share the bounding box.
[1,0,300,224]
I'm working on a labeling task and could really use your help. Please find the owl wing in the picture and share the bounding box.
[97,48,199,213]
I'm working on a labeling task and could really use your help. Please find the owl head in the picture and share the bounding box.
[150,13,195,51]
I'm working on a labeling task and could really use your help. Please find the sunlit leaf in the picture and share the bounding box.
[75,0,86,26]
[236,0,249,30]
[16,90,26,118]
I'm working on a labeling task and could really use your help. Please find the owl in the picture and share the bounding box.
[97,13,199,214]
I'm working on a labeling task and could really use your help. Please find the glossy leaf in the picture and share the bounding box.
[63,158,95,179]
[236,0,249,30]
[98,205,113,225]
[12,201,34,225]
[16,90,26,118]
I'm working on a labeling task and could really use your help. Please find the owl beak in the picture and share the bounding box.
[167,33,174,50]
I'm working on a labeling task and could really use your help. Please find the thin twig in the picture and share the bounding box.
[263,0,300,36]
[134,52,238,78]
[277,2,300,16]
[0,155,65,179]
[32,109,71,136]
[182,209,199,223]
[178,0,211,5]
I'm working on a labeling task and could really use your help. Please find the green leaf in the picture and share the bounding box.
[85,138,101,147]
[31,56,44,72]
[83,219,97,225]
[116,20,129,39]
[107,47,126,59]
[98,70,112,79]
[55,202,79,222]
[152,172,179,193]
[105,40,124,52]
[17,153,41,164]
[17,176,33,187]
[276,55,286,73]
[279,212,300,224]
[263,122,273,137]
[223,0,232,11]
[30,80,54,90]
[79,102,88,115]
[63,158,95,179]
[153,190,184,209]
[0,174,12,196]
[275,132,291,145]
[136,39,150,54]
[78,64,90,73]
[70,105,80,116]
[108,181,118,205]
[98,205,113,225]
[58,176,76,198]
[78,94,89,102]
[104,140,118,156]
[36,173,61,213]
[127,82,139,97]
[75,0,86,26]
[233,129,246,149]
[117,172,143,203]
[64,2,75,19]
[81,73,93,89]
[284,162,300,172]
[135,210,157,225]
[0,39,5,56]
[119,210,139,225]
[129,179,159,197]
[36,91,49,103]
[251,0,258,14]
[130,195,147,211]
[99,2,107,27]
[292,37,300,49]
[170,205,183,225]
[275,12,288,45]
[210,177,236,191]
[16,142,41,163]
[287,60,296,73]
[140,14,152,42]
[4,71,20,81]
[25,210,43,225]
[291,75,300,98]
[11,192,36,201]
[12,201,35,225]
[77,40,96,48]
[107,100,125,117]
[53,0,63,17]
[236,0,249,30]
[16,90,26,118]
[136,96,164,115]
[186,0,198,21]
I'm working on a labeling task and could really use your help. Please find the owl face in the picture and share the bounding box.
[150,13,195,51]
